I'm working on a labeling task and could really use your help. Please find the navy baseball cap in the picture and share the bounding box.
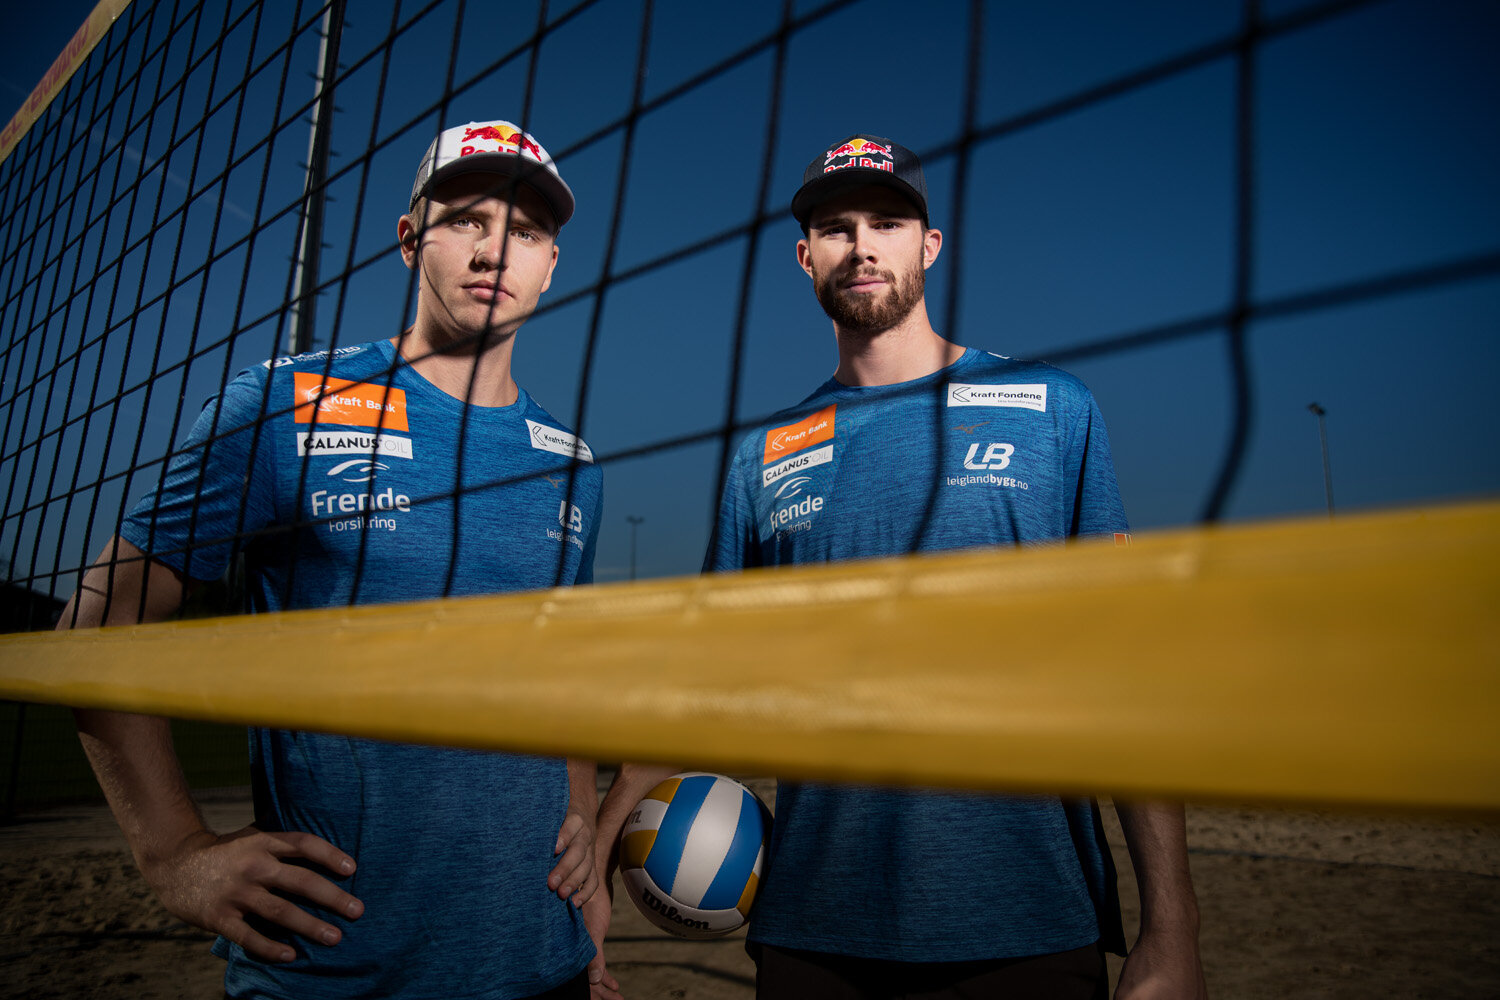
[790,133,928,226]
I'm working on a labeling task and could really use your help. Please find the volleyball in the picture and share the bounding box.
[618,772,772,939]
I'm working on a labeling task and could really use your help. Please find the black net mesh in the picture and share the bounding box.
[2,0,1496,620]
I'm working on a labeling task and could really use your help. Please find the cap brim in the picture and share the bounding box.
[791,172,926,226]
[415,152,575,229]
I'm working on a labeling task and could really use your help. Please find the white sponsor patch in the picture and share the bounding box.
[946,383,1048,412]
[526,419,594,463]
[297,431,414,459]
[265,345,366,368]
[762,444,833,487]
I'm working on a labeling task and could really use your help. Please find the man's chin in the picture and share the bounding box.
[429,322,521,353]
[827,298,909,335]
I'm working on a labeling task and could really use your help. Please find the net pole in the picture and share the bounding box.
[288,0,347,356]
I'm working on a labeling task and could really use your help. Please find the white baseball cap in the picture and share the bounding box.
[409,120,575,228]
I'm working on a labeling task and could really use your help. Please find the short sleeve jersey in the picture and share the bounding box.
[706,348,1127,962]
[119,338,602,999]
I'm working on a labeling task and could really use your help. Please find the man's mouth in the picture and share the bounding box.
[840,271,889,293]
[465,283,507,301]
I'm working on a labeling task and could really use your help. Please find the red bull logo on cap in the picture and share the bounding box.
[460,123,543,160]
[824,138,892,163]
[823,137,894,176]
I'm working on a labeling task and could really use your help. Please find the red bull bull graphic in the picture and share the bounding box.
[823,138,895,176]
[459,123,544,160]
[824,139,892,163]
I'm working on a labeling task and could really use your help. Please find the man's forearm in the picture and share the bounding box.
[1115,800,1200,935]
[74,709,210,872]
[594,763,677,877]
[62,537,205,869]
[1114,800,1207,997]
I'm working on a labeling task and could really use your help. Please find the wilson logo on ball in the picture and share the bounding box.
[618,772,771,939]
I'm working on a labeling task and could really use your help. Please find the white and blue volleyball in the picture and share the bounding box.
[619,772,771,939]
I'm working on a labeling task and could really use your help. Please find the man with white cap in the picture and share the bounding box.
[60,121,604,999]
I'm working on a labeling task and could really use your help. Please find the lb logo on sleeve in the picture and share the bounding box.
[763,404,836,464]
[294,374,409,430]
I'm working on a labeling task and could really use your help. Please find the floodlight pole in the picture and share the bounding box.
[626,516,644,581]
[288,0,346,355]
[1308,402,1334,517]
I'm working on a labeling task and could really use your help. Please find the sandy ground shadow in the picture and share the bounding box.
[2,780,1497,998]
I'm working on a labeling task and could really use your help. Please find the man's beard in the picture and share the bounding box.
[812,259,924,335]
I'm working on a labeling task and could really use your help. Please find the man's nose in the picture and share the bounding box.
[474,231,505,268]
[849,224,877,261]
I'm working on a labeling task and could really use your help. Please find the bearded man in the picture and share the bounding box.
[696,134,1207,999]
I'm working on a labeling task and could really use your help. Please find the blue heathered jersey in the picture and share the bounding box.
[706,348,1127,962]
[119,338,601,999]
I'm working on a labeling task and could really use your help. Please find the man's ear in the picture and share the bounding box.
[397,216,420,269]
[922,227,943,270]
[539,243,559,295]
[797,239,814,279]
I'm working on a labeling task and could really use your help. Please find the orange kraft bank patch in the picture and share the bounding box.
[294,373,409,431]
[763,403,836,464]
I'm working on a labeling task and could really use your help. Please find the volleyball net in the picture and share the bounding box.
[1,0,1497,810]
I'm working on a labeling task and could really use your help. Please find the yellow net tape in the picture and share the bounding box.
[0,0,134,166]
[3,501,1496,810]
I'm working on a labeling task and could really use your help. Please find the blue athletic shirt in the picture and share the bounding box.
[119,338,602,999]
[705,347,1128,963]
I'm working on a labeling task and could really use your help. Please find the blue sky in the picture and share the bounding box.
[3,0,1497,589]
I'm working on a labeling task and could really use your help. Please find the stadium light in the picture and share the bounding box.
[1308,403,1334,516]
